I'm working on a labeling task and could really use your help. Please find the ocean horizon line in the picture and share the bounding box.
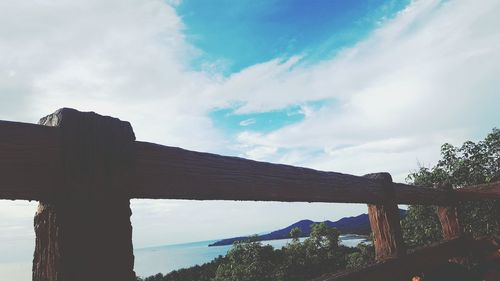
[134,233,369,251]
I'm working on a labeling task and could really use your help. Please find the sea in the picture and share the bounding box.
[134,235,367,278]
[0,235,367,280]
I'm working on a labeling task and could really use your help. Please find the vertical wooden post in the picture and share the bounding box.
[365,173,406,261]
[436,184,466,265]
[436,184,462,240]
[32,108,136,281]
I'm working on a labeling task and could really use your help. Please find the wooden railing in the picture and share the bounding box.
[1,108,499,281]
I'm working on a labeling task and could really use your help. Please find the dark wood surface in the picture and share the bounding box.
[436,184,466,265]
[132,141,454,204]
[365,173,406,261]
[0,120,62,200]
[311,237,499,281]
[1,119,499,204]
[437,185,462,240]
[33,108,136,281]
[455,182,500,200]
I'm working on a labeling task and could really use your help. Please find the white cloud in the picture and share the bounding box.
[0,0,226,152]
[224,0,500,181]
[239,118,256,126]
[6,0,496,182]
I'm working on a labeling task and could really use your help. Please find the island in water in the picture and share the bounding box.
[209,209,406,246]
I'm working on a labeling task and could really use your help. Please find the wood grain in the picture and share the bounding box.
[0,120,63,200]
[436,185,462,240]
[132,141,454,204]
[311,237,499,281]
[366,173,406,261]
[455,182,500,200]
[1,118,498,204]
[33,108,136,281]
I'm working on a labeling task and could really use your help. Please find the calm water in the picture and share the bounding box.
[134,236,367,278]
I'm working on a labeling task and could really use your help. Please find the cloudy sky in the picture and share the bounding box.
[1,0,500,278]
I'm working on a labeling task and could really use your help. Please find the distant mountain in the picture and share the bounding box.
[209,209,406,247]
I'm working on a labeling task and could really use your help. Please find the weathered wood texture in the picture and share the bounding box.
[365,173,406,261]
[311,237,499,281]
[33,108,136,281]
[436,184,466,265]
[455,182,500,200]
[392,182,457,204]
[132,142,455,204]
[437,185,462,240]
[0,121,62,200]
[1,115,500,205]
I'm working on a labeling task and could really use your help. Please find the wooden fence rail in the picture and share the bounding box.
[2,119,499,204]
[313,236,500,281]
[0,108,499,281]
[133,141,455,204]
[0,120,62,200]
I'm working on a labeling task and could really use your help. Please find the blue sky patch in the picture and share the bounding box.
[210,100,331,135]
[176,0,410,74]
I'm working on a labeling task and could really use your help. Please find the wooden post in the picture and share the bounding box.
[32,108,136,281]
[436,184,466,265]
[436,184,461,240]
[365,173,406,261]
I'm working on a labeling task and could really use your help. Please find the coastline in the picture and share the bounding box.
[134,235,369,277]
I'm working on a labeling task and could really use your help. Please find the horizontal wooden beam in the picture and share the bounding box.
[1,119,498,204]
[312,236,499,281]
[0,121,63,200]
[132,142,453,204]
[455,182,500,201]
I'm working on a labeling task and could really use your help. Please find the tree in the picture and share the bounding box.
[346,243,375,269]
[141,223,375,281]
[401,205,442,247]
[304,222,341,266]
[143,273,164,281]
[213,223,350,281]
[213,237,279,281]
[277,223,345,281]
[309,222,340,250]
[403,128,500,246]
[161,255,225,281]
[290,227,301,243]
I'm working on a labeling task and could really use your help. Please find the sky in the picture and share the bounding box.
[1,0,500,278]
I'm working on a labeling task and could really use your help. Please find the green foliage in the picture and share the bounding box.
[163,256,224,281]
[137,255,225,281]
[212,222,355,281]
[290,227,301,242]
[275,223,346,281]
[143,273,165,281]
[407,128,500,187]
[140,223,369,281]
[346,243,375,269]
[213,239,279,281]
[401,205,442,248]
[403,128,500,246]
[309,222,340,250]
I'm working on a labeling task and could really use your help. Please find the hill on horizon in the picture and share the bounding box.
[209,209,406,247]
